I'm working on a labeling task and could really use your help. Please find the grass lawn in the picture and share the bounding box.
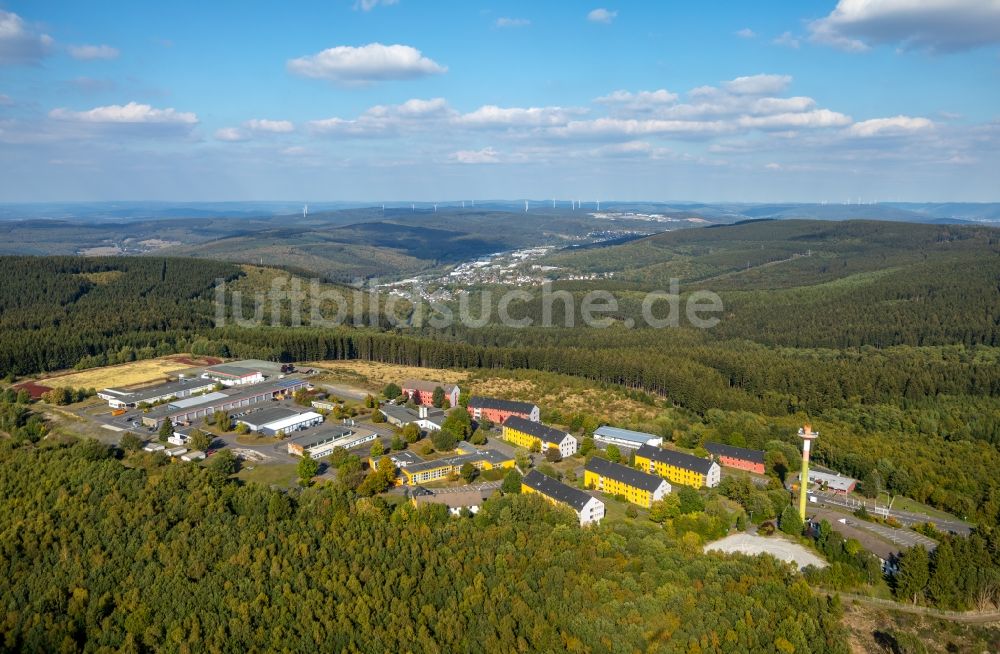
[235,434,281,446]
[480,468,507,482]
[235,463,298,488]
[598,494,649,523]
[877,492,960,522]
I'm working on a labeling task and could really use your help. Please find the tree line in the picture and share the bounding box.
[0,439,850,653]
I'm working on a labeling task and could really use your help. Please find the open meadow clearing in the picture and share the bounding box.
[35,354,220,390]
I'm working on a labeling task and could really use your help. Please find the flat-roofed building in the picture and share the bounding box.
[634,444,720,489]
[99,377,216,409]
[380,404,444,431]
[795,470,857,494]
[287,426,378,459]
[466,396,539,424]
[593,425,663,450]
[584,457,671,508]
[236,407,323,435]
[704,441,766,475]
[168,391,229,411]
[202,364,264,387]
[140,378,309,429]
[502,416,577,458]
[521,470,604,526]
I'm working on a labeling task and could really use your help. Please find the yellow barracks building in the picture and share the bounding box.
[398,448,514,486]
[584,456,672,508]
[634,444,721,489]
[502,416,578,458]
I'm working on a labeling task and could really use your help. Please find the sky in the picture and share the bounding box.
[1,0,999,202]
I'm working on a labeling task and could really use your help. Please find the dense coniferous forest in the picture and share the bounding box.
[0,256,241,376]
[0,440,849,653]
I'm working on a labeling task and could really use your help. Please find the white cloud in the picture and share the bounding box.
[496,17,531,28]
[287,43,446,83]
[309,97,452,136]
[245,118,294,133]
[551,117,730,139]
[595,89,679,115]
[0,93,12,106]
[809,0,1000,53]
[451,147,499,164]
[736,28,756,39]
[354,0,398,11]
[49,102,197,125]
[772,31,801,49]
[68,44,119,60]
[0,9,53,65]
[765,162,783,170]
[214,127,247,142]
[738,109,852,130]
[591,140,670,159]
[587,8,617,24]
[846,115,934,137]
[749,96,816,114]
[723,74,792,95]
[457,105,585,128]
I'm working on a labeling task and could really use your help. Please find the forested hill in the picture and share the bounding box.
[0,256,242,376]
[544,219,1000,290]
[539,220,1000,348]
[0,440,848,653]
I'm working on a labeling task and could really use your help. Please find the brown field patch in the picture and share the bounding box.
[34,356,195,390]
[303,360,472,390]
[12,381,52,400]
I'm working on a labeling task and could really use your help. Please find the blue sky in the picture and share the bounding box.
[1,1,998,202]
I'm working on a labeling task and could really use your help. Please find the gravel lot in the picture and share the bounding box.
[705,533,827,570]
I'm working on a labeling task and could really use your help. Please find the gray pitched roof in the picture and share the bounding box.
[635,444,715,475]
[503,415,569,445]
[585,457,667,493]
[404,448,510,474]
[468,396,537,413]
[704,441,766,465]
[522,470,594,512]
[402,379,458,393]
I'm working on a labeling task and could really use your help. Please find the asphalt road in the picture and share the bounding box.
[811,490,972,535]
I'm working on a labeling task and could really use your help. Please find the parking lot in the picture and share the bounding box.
[810,506,938,553]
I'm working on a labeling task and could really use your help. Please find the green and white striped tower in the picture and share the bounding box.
[798,424,818,520]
